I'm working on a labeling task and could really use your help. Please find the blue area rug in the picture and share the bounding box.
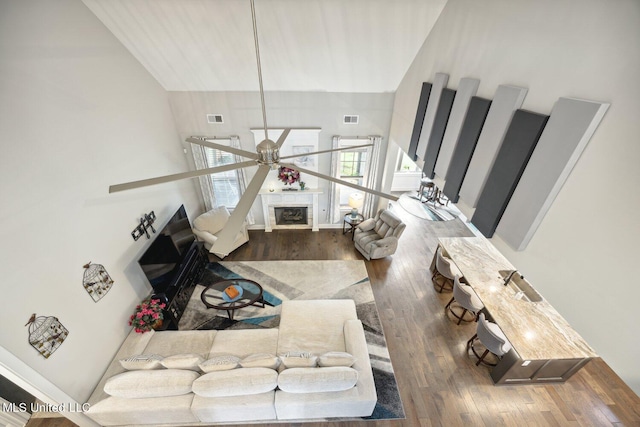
[179,260,405,422]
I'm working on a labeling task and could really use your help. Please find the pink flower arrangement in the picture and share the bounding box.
[277,166,300,185]
[129,298,166,333]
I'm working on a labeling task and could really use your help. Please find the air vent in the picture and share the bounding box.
[343,115,359,124]
[206,114,224,124]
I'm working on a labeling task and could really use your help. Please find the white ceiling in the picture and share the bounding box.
[82,0,448,93]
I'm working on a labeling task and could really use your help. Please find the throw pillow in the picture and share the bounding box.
[119,354,164,370]
[280,351,317,369]
[192,368,278,398]
[104,369,198,398]
[277,366,359,393]
[199,354,241,373]
[318,351,357,367]
[160,353,204,371]
[240,353,280,370]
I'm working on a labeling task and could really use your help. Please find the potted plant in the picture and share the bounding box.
[129,298,166,333]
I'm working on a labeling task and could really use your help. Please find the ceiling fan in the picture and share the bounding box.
[109,0,398,257]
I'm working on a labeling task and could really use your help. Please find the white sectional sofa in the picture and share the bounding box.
[85,299,377,426]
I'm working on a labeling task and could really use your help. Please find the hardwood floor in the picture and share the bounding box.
[28,202,640,427]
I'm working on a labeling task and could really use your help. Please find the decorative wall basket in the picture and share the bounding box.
[25,314,69,359]
[83,262,114,302]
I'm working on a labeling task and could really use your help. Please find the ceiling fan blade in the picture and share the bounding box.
[186,137,259,160]
[109,160,257,193]
[275,128,291,149]
[280,162,398,201]
[279,144,373,160]
[209,164,270,258]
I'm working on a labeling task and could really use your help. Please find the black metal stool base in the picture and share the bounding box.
[444,298,478,325]
[432,270,453,293]
[466,334,498,367]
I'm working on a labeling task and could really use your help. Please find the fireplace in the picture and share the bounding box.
[274,207,308,225]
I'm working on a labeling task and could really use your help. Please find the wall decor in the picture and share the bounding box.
[82,262,114,302]
[459,85,528,210]
[25,314,69,359]
[292,145,315,168]
[434,77,480,181]
[496,97,610,250]
[417,73,449,160]
[471,109,549,238]
[422,88,456,178]
[408,82,432,160]
[131,211,156,241]
[443,96,492,203]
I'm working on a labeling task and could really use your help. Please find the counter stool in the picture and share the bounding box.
[466,313,512,366]
[418,177,436,202]
[432,246,462,293]
[445,276,484,325]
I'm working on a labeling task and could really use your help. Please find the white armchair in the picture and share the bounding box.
[192,206,249,258]
[353,209,406,260]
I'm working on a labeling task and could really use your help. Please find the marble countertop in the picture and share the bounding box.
[439,237,597,360]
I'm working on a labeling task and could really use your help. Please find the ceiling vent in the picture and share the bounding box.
[343,115,359,124]
[206,114,224,124]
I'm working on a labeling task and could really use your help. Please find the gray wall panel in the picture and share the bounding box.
[434,77,480,181]
[416,73,449,160]
[422,88,456,178]
[408,82,432,160]
[471,109,548,238]
[443,96,491,203]
[458,85,528,209]
[497,97,609,250]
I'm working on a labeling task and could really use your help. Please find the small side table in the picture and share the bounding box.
[343,213,365,240]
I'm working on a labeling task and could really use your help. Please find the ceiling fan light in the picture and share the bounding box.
[256,138,280,166]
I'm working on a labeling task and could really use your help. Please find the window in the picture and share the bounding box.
[204,145,240,208]
[337,144,370,207]
[396,150,420,172]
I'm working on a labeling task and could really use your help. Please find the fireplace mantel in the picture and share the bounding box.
[259,189,322,232]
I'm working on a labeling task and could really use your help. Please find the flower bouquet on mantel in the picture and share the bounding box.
[277,166,301,190]
[129,298,166,333]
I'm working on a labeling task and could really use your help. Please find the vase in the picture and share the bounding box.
[152,319,163,330]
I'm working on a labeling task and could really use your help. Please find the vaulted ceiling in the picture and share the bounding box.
[82,0,448,93]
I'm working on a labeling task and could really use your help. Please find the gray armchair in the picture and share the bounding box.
[353,209,406,260]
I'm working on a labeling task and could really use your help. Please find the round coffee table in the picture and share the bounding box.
[200,279,264,320]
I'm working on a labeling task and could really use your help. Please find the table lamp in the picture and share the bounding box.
[348,192,364,218]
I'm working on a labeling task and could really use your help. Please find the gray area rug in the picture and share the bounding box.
[179,260,405,421]
[398,191,461,221]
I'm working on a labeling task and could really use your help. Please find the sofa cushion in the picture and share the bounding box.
[144,330,217,358]
[161,354,204,371]
[277,367,359,393]
[200,354,241,373]
[192,368,278,397]
[193,207,230,235]
[280,351,317,368]
[240,353,280,370]
[104,369,199,399]
[318,351,356,367]
[119,354,164,370]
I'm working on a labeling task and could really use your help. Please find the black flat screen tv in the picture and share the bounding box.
[138,205,196,295]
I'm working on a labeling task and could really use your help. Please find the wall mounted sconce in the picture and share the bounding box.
[131,211,156,241]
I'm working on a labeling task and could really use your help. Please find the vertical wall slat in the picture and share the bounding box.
[443,96,492,203]
[471,109,548,238]
[416,73,449,160]
[408,82,432,160]
[422,88,456,178]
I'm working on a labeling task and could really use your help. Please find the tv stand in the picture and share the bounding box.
[153,242,208,330]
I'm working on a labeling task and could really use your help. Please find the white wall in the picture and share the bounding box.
[0,0,201,409]
[389,0,640,394]
[168,91,395,225]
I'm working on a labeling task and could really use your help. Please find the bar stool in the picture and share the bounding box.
[417,177,436,202]
[445,275,484,325]
[466,313,512,366]
[432,246,462,293]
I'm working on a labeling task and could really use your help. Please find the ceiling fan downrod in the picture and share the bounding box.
[250,0,279,167]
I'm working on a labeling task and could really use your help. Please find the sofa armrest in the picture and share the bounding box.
[357,219,376,232]
[372,236,398,248]
[344,320,377,403]
[192,228,217,245]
